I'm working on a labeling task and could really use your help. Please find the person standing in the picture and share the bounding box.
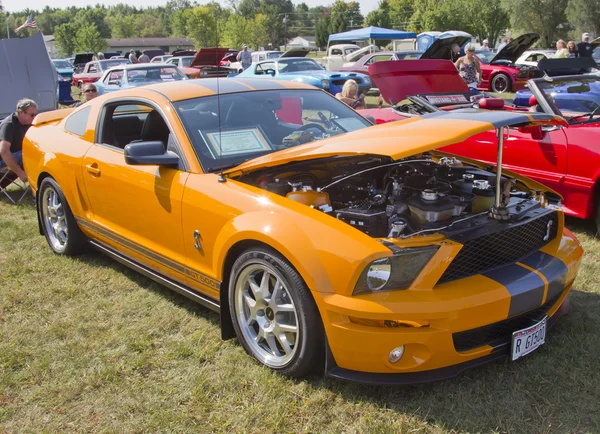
[454,43,482,89]
[0,99,38,183]
[497,38,509,52]
[236,45,252,71]
[577,33,593,58]
[138,50,150,63]
[480,39,490,51]
[128,49,138,64]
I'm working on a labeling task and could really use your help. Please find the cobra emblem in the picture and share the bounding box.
[543,220,553,241]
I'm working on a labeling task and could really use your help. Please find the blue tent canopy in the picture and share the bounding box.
[328,26,416,42]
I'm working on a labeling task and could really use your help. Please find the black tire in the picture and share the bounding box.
[228,247,324,378]
[491,73,511,93]
[38,177,87,255]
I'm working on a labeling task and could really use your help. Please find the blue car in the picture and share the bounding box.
[94,63,188,95]
[52,59,74,81]
[236,56,372,95]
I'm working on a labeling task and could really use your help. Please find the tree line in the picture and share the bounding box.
[0,0,597,56]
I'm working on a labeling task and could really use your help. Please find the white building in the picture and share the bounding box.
[287,36,316,49]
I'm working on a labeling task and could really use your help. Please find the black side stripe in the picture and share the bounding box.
[519,251,568,301]
[76,217,220,290]
[189,79,251,94]
[483,264,546,317]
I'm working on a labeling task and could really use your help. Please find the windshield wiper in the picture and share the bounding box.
[207,162,241,173]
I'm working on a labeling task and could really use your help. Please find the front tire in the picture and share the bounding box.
[38,177,87,255]
[491,73,511,93]
[229,247,323,378]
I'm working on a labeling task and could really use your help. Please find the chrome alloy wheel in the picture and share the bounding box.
[41,186,68,252]
[234,264,300,367]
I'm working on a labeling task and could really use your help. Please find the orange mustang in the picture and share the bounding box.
[23,78,582,384]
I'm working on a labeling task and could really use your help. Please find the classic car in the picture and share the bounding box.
[225,50,286,74]
[52,59,75,81]
[515,50,556,67]
[94,63,187,94]
[166,48,232,79]
[474,33,544,92]
[362,59,600,231]
[236,57,372,94]
[150,55,174,63]
[72,59,131,89]
[23,78,582,383]
[338,50,424,76]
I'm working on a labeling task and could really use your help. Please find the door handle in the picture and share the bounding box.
[85,164,101,176]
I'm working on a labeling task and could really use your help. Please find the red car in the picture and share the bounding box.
[475,33,543,93]
[362,59,600,231]
[72,58,131,89]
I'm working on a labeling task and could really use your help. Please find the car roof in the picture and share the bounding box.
[110,78,317,102]
[110,63,176,70]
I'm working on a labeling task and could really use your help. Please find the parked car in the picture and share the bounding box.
[52,59,74,81]
[515,49,555,67]
[23,78,582,383]
[72,59,131,89]
[167,48,232,78]
[361,58,600,231]
[94,63,187,94]
[151,55,173,63]
[236,55,372,94]
[338,50,424,76]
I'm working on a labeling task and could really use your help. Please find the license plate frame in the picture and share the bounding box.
[511,317,547,361]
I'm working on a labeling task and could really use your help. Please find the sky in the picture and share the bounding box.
[3,0,380,15]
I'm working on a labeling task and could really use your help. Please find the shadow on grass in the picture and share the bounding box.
[308,288,600,432]
[565,215,597,238]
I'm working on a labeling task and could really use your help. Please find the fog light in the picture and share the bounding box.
[388,345,405,363]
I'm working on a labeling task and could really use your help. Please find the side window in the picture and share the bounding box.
[331,49,343,56]
[65,107,91,137]
[170,58,179,66]
[365,55,393,65]
[255,62,276,75]
[88,63,98,73]
[107,70,123,85]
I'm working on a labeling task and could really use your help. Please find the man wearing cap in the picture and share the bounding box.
[577,33,593,58]
[236,45,252,71]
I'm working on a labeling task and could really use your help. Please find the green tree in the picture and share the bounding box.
[315,15,330,49]
[466,0,509,49]
[75,23,108,54]
[329,0,349,34]
[238,0,261,18]
[170,8,190,37]
[346,1,363,28]
[185,6,218,48]
[366,0,392,29]
[135,13,167,37]
[222,14,250,49]
[75,8,111,39]
[54,22,78,56]
[388,0,414,29]
[567,0,600,38]
[502,0,568,47]
[250,13,271,48]
[109,15,136,38]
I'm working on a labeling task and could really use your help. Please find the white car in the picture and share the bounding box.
[151,55,173,63]
[227,51,285,73]
[515,50,555,67]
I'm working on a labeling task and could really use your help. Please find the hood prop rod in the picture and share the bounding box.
[489,126,510,220]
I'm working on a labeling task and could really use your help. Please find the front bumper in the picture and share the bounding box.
[314,232,582,384]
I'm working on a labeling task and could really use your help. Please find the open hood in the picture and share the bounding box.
[73,52,94,67]
[368,59,470,104]
[491,33,540,64]
[345,45,379,63]
[420,31,472,60]
[0,32,58,119]
[280,47,311,58]
[190,47,230,67]
[225,112,566,175]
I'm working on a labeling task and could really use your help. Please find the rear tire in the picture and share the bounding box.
[228,247,324,378]
[38,177,87,255]
[491,73,511,93]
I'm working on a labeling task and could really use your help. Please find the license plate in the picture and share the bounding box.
[511,317,547,361]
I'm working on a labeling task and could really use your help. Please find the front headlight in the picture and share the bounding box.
[321,79,330,89]
[353,246,438,295]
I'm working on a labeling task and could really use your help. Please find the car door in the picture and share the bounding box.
[102,70,124,92]
[81,99,190,285]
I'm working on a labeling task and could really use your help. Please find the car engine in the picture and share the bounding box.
[237,155,546,238]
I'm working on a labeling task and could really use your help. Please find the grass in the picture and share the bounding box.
[1,195,599,433]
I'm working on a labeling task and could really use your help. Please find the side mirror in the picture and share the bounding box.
[266,68,276,76]
[124,141,179,166]
[518,125,546,141]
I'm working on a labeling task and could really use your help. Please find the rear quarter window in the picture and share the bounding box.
[65,107,91,137]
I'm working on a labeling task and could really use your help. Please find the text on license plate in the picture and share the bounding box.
[511,317,547,361]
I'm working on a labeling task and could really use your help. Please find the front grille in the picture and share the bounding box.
[453,294,561,352]
[438,212,558,284]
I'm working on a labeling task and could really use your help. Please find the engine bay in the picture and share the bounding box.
[235,154,554,239]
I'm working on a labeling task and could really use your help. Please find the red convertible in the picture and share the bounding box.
[72,58,131,89]
[362,59,600,231]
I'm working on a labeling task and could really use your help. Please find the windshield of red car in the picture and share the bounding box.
[536,77,600,121]
[278,59,323,73]
[173,89,372,173]
[127,67,186,82]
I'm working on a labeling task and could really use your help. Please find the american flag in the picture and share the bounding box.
[15,14,37,33]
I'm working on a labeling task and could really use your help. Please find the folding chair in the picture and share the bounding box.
[57,80,79,107]
[0,167,29,204]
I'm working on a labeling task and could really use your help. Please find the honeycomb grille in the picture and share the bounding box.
[452,294,561,352]
[438,212,558,284]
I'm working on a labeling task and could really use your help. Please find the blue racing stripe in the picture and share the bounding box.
[520,251,568,301]
[483,264,545,317]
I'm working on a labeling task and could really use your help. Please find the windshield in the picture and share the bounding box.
[100,59,131,70]
[174,89,372,172]
[53,60,72,68]
[476,51,495,64]
[181,57,194,67]
[267,52,283,59]
[127,67,186,83]
[278,58,323,73]
[395,51,423,60]
[536,77,600,122]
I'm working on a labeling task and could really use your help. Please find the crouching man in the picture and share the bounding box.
[0,98,38,183]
